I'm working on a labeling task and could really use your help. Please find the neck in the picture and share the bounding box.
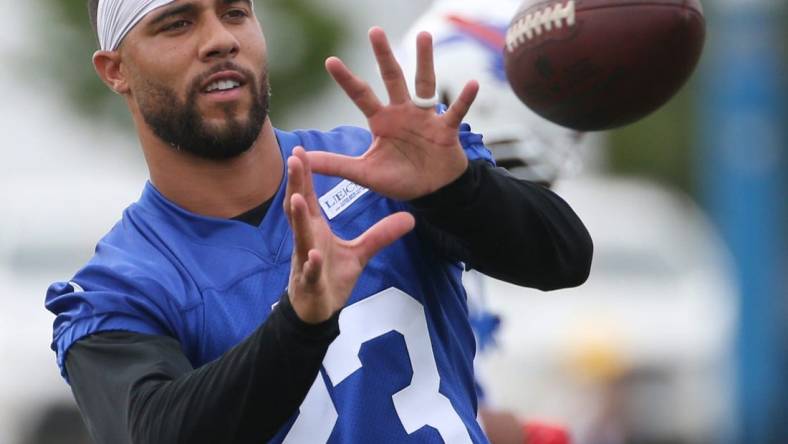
[141,118,283,219]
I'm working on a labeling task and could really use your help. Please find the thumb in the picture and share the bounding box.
[306,151,368,185]
[352,212,415,265]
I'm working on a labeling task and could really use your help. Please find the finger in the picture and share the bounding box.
[302,249,323,286]
[368,27,410,104]
[443,80,480,129]
[292,147,321,216]
[283,153,305,219]
[352,212,415,265]
[414,31,436,101]
[306,151,368,187]
[290,193,315,262]
[325,57,383,118]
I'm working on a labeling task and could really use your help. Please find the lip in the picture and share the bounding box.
[201,86,246,103]
[200,70,248,94]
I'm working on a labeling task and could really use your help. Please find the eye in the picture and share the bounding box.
[224,9,249,21]
[162,20,191,32]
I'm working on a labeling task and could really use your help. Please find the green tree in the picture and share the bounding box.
[607,86,698,196]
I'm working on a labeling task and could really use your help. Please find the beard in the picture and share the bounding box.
[136,62,270,161]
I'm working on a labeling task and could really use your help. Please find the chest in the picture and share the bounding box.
[184,194,470,366]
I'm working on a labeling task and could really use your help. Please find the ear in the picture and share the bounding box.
[93,50,130,95]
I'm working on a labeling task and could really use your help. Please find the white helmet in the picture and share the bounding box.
[400,0,588,185]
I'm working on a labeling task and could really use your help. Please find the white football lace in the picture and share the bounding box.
[506,0,576,52]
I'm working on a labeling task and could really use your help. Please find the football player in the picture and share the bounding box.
[45,1,592,442]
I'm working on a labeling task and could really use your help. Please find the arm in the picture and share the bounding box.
[64,147,413,444]
[411,159,592,290]
[66,293,339,444]
[303,29,591,290]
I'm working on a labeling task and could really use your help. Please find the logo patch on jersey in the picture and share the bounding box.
[319,179,369,220]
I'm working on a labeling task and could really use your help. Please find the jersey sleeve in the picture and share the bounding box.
[439,103,496,166]
[46,259,178,382]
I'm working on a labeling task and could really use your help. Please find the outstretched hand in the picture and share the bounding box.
[306,27,480,201]
[284,147,415,324]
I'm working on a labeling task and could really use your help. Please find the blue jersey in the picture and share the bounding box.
[46,125,494,443]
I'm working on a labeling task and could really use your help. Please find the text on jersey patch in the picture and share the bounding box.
[319,179,369,220]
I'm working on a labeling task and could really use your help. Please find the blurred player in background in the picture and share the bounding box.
[401,0,589,188]
[402,2,737,444]
[401,1,597,442]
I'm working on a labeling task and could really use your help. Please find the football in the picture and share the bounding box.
[504,0,706,131]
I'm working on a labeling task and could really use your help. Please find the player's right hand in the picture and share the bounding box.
[306,28,479,201]
[284,147,415,324]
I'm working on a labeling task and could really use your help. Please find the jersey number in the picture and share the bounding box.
[282,287,472,443]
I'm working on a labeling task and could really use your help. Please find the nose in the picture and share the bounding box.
[198,15,240,62]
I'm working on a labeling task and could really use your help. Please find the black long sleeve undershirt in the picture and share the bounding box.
[68,293,339,444]
[411,160,593,290]
[66,159,592,443]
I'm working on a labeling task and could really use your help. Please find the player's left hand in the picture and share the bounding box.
[306,27,480,201]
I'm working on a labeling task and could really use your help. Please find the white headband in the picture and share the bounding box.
[97,0,176,51]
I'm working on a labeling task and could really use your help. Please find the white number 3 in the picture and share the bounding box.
[283,287,473,443]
